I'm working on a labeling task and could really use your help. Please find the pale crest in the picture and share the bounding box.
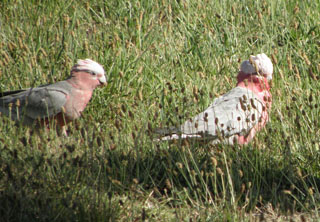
[72,59,105,76]
[240,53,273,80]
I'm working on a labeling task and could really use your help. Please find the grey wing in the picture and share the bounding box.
[180,87,264,140]
[24,87,68,119]
[0,84,69,124]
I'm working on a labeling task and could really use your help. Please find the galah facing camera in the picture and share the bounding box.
[156,53,273,145]
[0,59,107,135]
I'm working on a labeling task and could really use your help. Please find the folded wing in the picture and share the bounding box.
[0,81,71,125]
[158,87,265,144]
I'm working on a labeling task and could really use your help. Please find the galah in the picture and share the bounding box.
[0,59,106,135]
[156,53,273,145]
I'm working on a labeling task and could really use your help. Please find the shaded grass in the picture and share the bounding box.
[1,0,320,221]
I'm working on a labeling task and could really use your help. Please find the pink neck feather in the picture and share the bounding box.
[236,72,271,102]
[236,72,270,92]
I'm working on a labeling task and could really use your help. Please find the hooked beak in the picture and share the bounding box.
[100,82,108,87]
[98,75,107,86]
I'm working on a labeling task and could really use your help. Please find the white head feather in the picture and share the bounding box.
[240,53,273,80]
[71,59,106,83]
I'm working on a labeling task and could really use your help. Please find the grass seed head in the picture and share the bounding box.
[138,90,143,100]
[127,110,133,119]
[287,55,293,71]
[83,40,89,52]
[110,143,117,150]
[182,139,189,147]
[302,52,311,66]
[63,15,70,28]
[2,51,10,64]
[193,85,198,95]
[8,42,17,52]
[282,190,292,195]
[294,65,301,81]
[258,11,262,20]
[308,187,313,195]
[232,5,236,15]
[293,20,299,30]
[132,178,139,184]
[216,167,224,175]
[197,71,205,79]
[163,88,167,96]
[241,183,245,193]
[165,179,172,190]
[308,67,317,80]
[138,66,143,74]
[176,162,183,169]
[85,2,90,11]
[250,99,257,109]
[112,179,122,186]
[210,157,217,167]
[265,103,270,109]
[238,169,243,178]
[296,167,303,178]
[18,37,24,49]
[115,119,121,130]
[242,94,247,101]
[15,99,20,107]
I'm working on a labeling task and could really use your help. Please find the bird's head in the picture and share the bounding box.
[71,59,107,86]
[240,53,273,81]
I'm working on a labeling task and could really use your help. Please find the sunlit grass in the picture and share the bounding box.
[0,0,320,221]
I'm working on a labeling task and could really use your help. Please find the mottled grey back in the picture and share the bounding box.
[0,80,73,125]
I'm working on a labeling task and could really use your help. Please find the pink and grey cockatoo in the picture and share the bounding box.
[157,53,273,145]
[0,59,106,135]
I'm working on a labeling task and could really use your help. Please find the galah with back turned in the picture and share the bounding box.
[0,59,106,135]
[156,53,273,145]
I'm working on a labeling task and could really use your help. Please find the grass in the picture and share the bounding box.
[0,0,320,221]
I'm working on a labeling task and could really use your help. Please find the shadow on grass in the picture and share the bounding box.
[0,136,320,221]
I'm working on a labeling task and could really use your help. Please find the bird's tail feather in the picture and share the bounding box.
[153,126,180,136]
[157,133,202,141]
[0,89,26,97]
[154,126,212,142]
